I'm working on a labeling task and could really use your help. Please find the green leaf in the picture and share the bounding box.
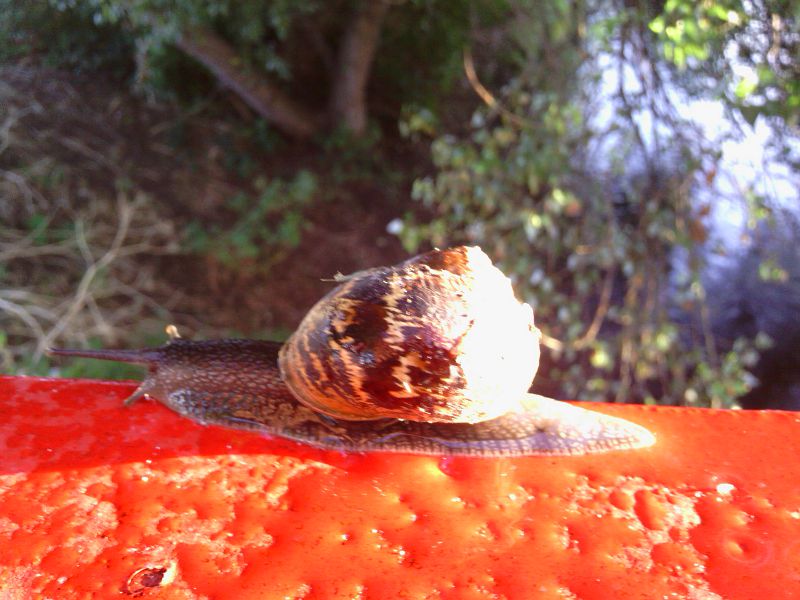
[590,345,613,370]
[735,76,758,99]
[648,17,665,34]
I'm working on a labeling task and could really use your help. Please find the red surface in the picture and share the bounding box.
[1,376,799,599]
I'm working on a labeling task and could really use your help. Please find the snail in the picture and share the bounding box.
[49,246,655,456]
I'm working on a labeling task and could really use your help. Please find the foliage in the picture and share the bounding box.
[0,191,176,378]
[649,0,799,151]
[399,0,797,408]
[0,66,182,378]
[0,63,312,377]
[183,171,317,270]
[2,0,504,127]
[374,0,510,112]
[0,0,135,74]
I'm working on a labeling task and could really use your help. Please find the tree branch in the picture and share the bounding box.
[329,0,391,136]
[175,27,323,139]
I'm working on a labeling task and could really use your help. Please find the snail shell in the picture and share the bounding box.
[279,246,540,423]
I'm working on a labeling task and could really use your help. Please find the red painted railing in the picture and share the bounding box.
[1,376,798,598]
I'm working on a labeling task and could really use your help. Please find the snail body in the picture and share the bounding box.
[49,247,655,456]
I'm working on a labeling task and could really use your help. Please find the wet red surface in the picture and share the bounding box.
[1,376,799,598]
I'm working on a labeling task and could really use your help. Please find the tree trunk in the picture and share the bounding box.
[329,0,391,136]
[175,27,323,140]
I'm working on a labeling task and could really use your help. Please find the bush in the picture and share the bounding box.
[399,0,773,408]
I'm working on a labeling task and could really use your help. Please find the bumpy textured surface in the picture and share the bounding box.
[2,376,800,599]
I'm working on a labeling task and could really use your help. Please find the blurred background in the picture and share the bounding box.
[1,0,798,409]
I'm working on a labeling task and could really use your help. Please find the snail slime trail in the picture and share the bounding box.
[48,246,656,457]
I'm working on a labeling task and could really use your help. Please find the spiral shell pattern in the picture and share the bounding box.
[278,246,541,423]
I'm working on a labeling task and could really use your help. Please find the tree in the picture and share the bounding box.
[173,1,391,138]
[69,0,484,140]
